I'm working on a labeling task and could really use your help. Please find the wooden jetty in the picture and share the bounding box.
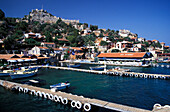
[0,79,153,112]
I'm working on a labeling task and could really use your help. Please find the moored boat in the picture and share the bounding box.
[50,81,70,90]
[112,67,130,72]
[21,78,46,86]
[89,66,105,70]
[10,69,38,79]
[67,64,81,68]
[0,70,14,76]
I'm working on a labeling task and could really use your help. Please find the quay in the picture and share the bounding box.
[1,79,168,112]
[34,65,170,80]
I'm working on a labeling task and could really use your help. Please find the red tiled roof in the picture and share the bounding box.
[152,39,158,42]
[103,33,109,37]
[97,52,147,58]
[53,48,62,51]
[38,47,49,49]
[58,38,69,41]
[75,53,84,56]
[42,42,55,45]
[71,47,82,51]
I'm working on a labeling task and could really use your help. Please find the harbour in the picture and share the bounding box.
[0,1,170,111]
[0,66,170,111]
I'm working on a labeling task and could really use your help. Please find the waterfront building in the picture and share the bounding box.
[97,52,153,66]
[0,54,49,66]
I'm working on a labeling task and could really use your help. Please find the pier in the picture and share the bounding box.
[34,65,170,80]
[0,79,159,112]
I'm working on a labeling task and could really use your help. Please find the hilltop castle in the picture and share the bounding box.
[22,9,79,25]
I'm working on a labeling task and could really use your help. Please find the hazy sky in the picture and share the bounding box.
[1,0,170,45]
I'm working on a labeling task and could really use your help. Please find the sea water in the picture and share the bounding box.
[0,64,170,111]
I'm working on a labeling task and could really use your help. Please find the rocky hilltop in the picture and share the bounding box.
[23,9,79,24]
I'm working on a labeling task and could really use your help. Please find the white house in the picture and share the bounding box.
[119,29,130,37]
[41,42,55,48]
[130,46,140,52]
[133,43,145,49]
[115,41,133,51]
[28,46,40,55]
[138,37,145,42]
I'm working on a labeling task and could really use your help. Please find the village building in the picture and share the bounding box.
[115,41,133,51]
[97,52,153,67]
[41,42,55,48]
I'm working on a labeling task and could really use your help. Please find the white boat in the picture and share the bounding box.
[50,81,70,90]
[0,70,14,76]
[10,69,38,79]
[112,67,130,72]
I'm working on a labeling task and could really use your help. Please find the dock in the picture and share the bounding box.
[0,79,153,112]
[34,65,170,80]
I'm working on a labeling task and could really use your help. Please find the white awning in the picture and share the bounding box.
[24,59,31,62]
[30,59,37,61]
[17,59,24,62]
[7,60,17,62]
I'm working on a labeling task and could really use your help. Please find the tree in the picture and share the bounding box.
[3,35,18,49]
[111,49,120,53]
[45,31,53,42]
[83,34,96,46]
[0,9,5,20]
[99,33,104,37]
[100,41,108,46]
[83,23,88,29]
[90,25,98,31]
[143,42,150,47]
[25,38,40,46]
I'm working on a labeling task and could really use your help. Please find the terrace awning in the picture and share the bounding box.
[17,59,24,62]
[7,60,17,62]
[24,59,31,62]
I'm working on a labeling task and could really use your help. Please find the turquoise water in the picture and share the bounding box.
[0,65,170,111]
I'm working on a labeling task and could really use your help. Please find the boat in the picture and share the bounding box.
[21,78,46,86]
[67,64,81,68]
[50,81,70,90]
[89,66,105,70]
[0,70,14,76]
[10,69,38,79]
[112,67,130,72]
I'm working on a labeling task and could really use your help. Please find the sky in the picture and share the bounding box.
[1,0,170,45]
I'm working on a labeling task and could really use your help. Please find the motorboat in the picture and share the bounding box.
[10,69,38,79]
[112,67,130,72]
[0,70,14,76]
[67,64,81,68]
[50,81,70,90]
[21,78,46,86]
[89,66,105,70]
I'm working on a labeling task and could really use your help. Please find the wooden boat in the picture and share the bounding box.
[89,66,105,70]
[50,81,70,90]
[10,69,38,79]
[67,64,81,68]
